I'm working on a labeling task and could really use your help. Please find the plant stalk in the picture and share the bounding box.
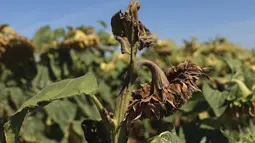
[113,38,137,143]
[113,3,140,142]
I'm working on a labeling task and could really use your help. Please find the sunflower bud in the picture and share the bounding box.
[124,60,207,122]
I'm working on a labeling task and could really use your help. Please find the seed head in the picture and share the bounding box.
[124,60,208,122]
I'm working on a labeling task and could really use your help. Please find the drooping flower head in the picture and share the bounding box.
[111,1,155,54]
[124,60,208,122]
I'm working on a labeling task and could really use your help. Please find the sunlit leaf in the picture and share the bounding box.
[4,72,98,143]
[202,83,228,117]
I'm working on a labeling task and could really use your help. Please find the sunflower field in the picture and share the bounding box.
[1,1,255,143]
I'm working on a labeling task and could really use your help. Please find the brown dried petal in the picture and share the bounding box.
[165,61,206,82]
[124,83,179,122]
[138,22,155,50]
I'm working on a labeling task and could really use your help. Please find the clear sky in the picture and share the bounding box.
[1,0,255,48]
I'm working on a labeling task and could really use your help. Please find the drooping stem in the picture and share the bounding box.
[136,60,169,90]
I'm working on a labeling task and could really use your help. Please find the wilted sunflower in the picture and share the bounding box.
[0,24,37,80]
[124,60,208,122]
[111,1,155,54]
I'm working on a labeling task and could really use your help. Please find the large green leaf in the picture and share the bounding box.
[202,84,228,117]
[33,65,52,89]
[180,95,204,113]
[223,54,243,80]
[20,115,45,142]
[3,72,98,143]
[98,81,114,109]
[45,100,77,132]
[74,95,101,120]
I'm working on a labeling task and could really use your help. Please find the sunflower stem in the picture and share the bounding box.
[111,1,141,142]
[113,14,138,143]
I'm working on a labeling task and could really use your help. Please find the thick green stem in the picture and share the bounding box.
[113,43,137,143]
[113,86,132,143]
[113,2,140,142]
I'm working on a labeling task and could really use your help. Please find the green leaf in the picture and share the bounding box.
[180,98,201,112]
[7,87,27,109]
[53,28,65,40]
[68,120,88,143]
[232,79,252,97]
[223,54,243,80]
[223,54,241,73]
[202,83,228,117]
[33,65,52,89]
[74,96,101,120]
[150,131,183,143]
[4,72,98,143]
[20,115,45,142]
[98,81,114,109]
[97,20,107,29]
[71,120,86,137]
[45,100,77,131]
[32,25,54,48]
[226,84,239,101]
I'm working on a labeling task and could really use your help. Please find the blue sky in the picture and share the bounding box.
[1,0,255,48]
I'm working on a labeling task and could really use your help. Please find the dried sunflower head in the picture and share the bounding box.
[111,1,155,54]
[59,28,100,50]
[0,34,37,80]
[124,60,207,122]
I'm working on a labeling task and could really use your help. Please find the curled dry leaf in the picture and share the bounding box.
[110,1,155,53]
[124,60,208,122]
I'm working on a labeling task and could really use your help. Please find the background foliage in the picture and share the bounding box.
[0,22,255,143]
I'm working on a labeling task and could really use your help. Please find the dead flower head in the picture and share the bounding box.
[111,1,155,54]
[124,60,208,122]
